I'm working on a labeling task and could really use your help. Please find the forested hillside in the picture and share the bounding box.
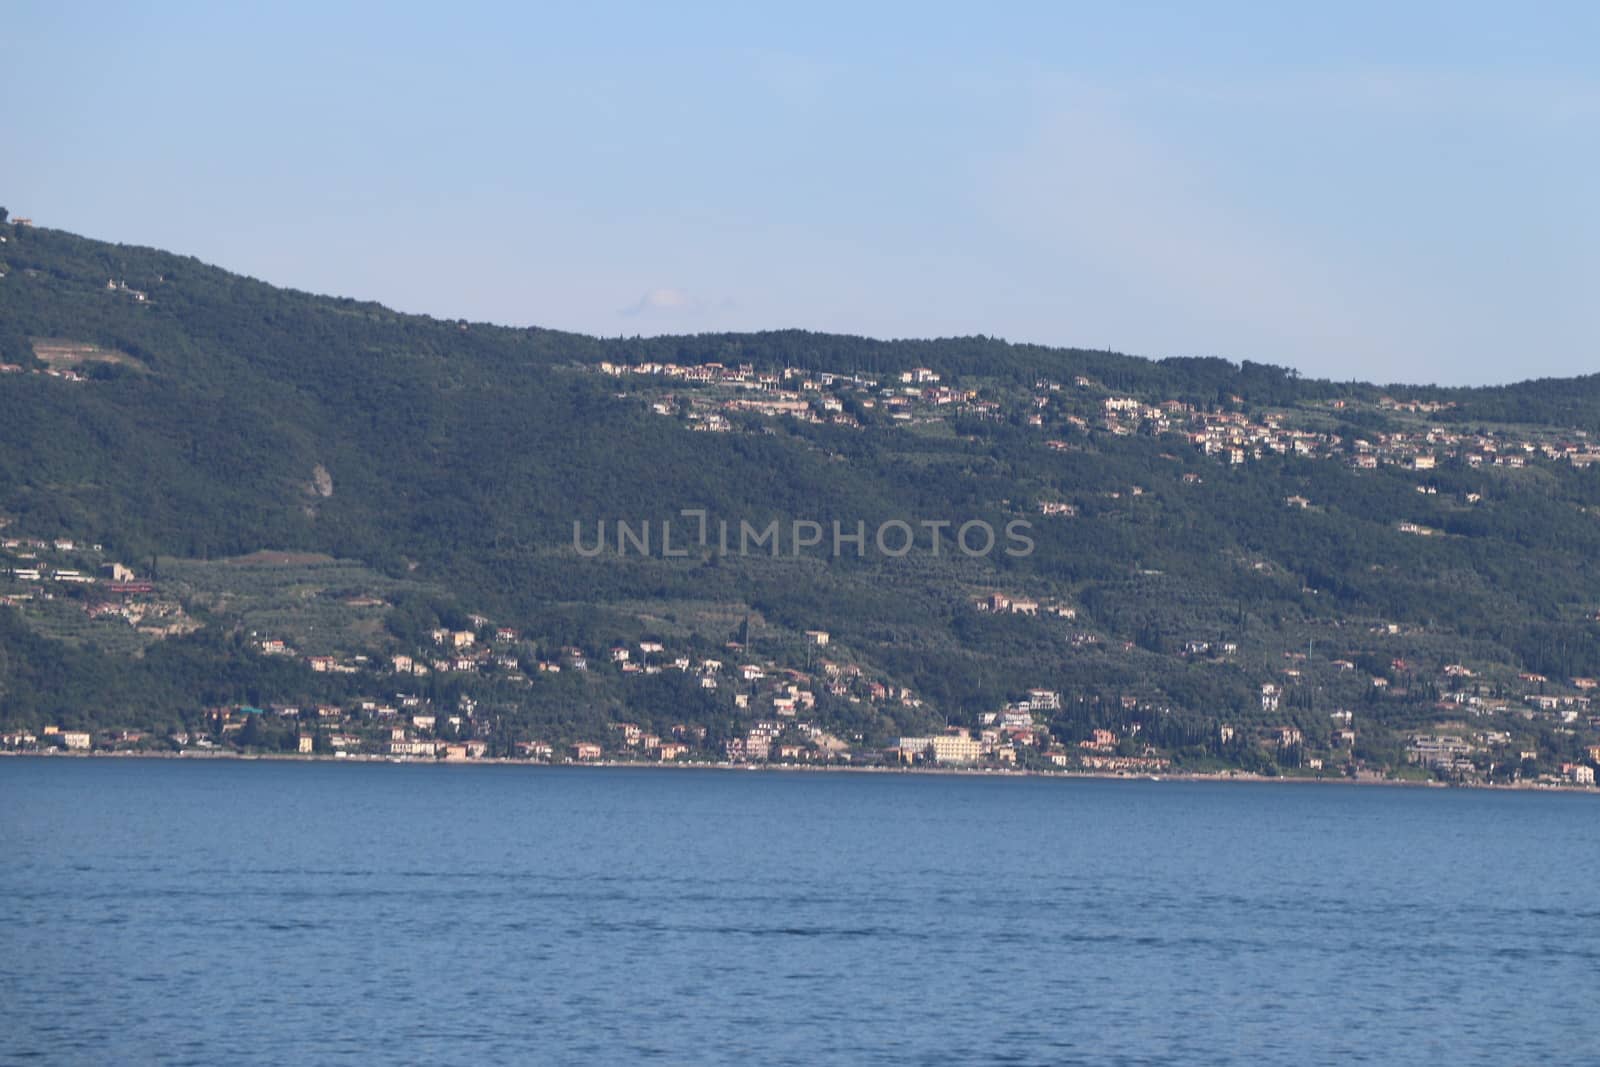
[4,217,1600,782]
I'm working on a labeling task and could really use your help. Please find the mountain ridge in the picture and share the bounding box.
[10,217,1585,393]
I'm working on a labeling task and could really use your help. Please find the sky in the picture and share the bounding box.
[5,1,1599,386]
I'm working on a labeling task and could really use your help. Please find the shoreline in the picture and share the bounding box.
[3,748,1595,794]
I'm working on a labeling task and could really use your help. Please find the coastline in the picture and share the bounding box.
[3,748,1595,793]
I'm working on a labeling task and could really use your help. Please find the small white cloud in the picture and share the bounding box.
[621,288,742,320]
[622,287,701,317]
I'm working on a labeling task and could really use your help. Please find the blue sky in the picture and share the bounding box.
[5,2,1598,385]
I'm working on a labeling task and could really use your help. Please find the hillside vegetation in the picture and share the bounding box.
[4,218,1600,782]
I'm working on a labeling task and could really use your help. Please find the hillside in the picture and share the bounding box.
[4,217,1600,784]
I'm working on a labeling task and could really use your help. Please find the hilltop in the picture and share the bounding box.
[2,216,1599,786]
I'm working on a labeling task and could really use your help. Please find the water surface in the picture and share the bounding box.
[3,760,1595,1064]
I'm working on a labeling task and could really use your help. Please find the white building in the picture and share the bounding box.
[929,734,984,765]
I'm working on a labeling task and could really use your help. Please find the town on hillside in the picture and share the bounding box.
[596,358,1600,474]
[3,512,1598,788]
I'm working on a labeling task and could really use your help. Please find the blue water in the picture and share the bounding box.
[2,760,1596,1065]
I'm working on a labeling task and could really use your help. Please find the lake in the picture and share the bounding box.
[2,759,1596,1064]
